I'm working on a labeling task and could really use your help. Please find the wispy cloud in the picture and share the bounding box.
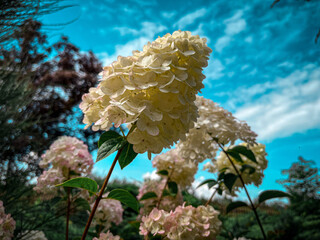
[215,10,247,52]
[174,8,207,29]
[100,22,167,65]
[234,64,320,141]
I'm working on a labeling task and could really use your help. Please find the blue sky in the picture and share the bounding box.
[41,0,319,199]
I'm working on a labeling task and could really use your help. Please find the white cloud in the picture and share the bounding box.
[188,176,212,200]
[161,11,176,19]
[174,8,207,29]
[215,10,247,52]
[204,59,225,86]
[224,10,247,35]
[143,170,160,181]
[100,22,167,65]
[234,64,320,141]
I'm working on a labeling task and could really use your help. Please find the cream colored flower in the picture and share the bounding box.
[204,143,268,194]
[80,31,212,157]
[153,149,198,188]
[176,96,257,163]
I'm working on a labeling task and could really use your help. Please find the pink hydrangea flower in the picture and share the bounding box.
[0,201,16,240]
[92,231,120,240]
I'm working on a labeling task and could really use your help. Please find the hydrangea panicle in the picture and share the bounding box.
[80,31,212,156]
[140,203,221,239]
[177,96,257,163]
[0,201,16,240]
[92,231,121,240]
[152,149,198,188]
[34,136,93,200]
[20,230,48,240]
[91,193,124,232]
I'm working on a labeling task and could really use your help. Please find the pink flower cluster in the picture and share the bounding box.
[137,179,183,218]
[140,204,221,239]
[34,136,93,200]
[92,231,120,240]
[0,201,16,240]
[91,193,124,231]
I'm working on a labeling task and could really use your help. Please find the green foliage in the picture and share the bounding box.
[258,190,290,204]
[222,173,238,192]
[118,142,138,169]
[56,177,98,196]
[107,189,139,212]
[157,170,168,176]
[197,179,218,189]
[140,192,158,201]
[226,201,249,213]
[167,181,178,195]
[97,131,126,162]
[227,145,257,163]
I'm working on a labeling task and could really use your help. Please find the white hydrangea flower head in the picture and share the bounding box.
[140,203,221,239]
[177,127,219,163]
[195,96,257,145]
[205,143,268,194]
[137,179,183,219]
[153,149,198,188]
[34,136,93,200]
[91,193,124,231]
[92,231,121,240]
[20,231,48,240]
[80,30,212,157]
[0,201,16,240]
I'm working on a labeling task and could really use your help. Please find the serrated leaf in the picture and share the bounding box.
[157,170,169,176]
[240,164,256,174]
[140,191,158,201]
[226,201,249,213]
[168,181,178,195]
[231,145,257,163]
[56,177,98,196]
[118,142,138,169]
[107,189,139,212]
[223,173,238,192]
[96,134,126,163]
[197,179,218,189]
[98,130,122,148]
[74,198,91,211]
[258,190,290,204]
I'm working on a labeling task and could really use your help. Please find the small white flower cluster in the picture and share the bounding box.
[204,143,268,194]
[91,193,124,232]
[80,31,212,157]
[20,231,48,240]
[0,201,16,240]
[153,149,198,188]
[34,136,93,200]
[140,204,221,239]
[137,179,183,218]
[92,231,120,240]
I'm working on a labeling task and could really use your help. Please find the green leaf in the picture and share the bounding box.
[96,133,126,163]
[74,198,91,211]
[197,179,218,189]
[226,201,249,213]
[98,130,122,148]
[107,189,139,212]
[162,189,170,197]
[56,177,98,196]
[223,173,238,192]
[218,171,226,181]
[157,170,169,176]
[240,164,256,174]
[140,192,158,201]
[258,190,290,204]
[230,145,257,163]
[118,142,138,169]
[168,181,178,195]
[225,150,243,163]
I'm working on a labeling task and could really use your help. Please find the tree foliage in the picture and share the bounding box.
[0,19,102,180]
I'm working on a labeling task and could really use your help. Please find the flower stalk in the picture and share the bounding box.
[217,142,267,240]
[81,149,123,240]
